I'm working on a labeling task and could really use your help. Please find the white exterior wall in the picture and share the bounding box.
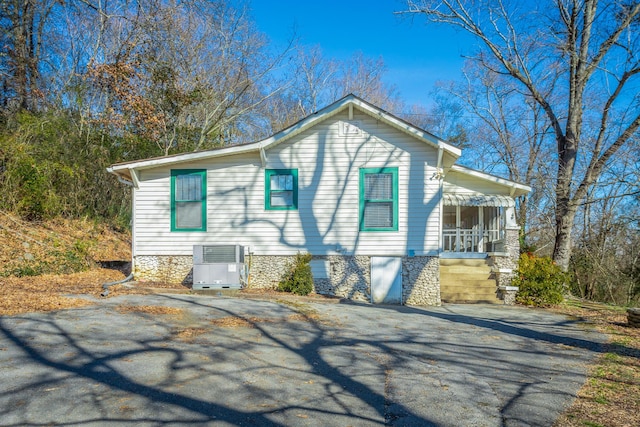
[132,110,441,257]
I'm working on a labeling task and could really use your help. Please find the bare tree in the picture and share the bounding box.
[0,0,58,112]
[265,48,404,134]
[330,52,405,114]
[80,0,293,155]
[435,61,556,251]
[571,169,640,304]
[402,0,640,270]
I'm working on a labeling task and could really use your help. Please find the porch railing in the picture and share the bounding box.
[443,228,503,253]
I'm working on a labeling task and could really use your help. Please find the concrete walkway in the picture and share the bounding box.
[0,294,607,426]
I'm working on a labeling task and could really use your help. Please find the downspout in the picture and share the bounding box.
[436,146,445,255]
[259,144,267,167]
[105,168,137,296]
[436,146,444,173]
[116,176,134,186]
[101,273,134,297]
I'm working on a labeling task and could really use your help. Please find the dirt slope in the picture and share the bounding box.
[0,211,132,314]
[0,211,131,276]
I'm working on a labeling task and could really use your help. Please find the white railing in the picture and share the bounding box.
[443,228,503,253]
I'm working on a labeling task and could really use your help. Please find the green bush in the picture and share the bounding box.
[513,253,566,306]
[0,111,143,225]
[278,252,314,296]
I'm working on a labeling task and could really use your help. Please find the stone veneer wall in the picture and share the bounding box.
[319,255,371,302]
[504,227,521,267]
[250,255,440,305]
[490,227,521,288]
[245,255,292,289]
[134,253,441,306]
[402,256,440,306]
[249,255,371,302]
[134,255,192,284]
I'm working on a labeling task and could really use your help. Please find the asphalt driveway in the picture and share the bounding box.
[0,294,606,426]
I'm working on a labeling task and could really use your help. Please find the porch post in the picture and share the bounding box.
[455,205,461,252]
[478,207,484,253]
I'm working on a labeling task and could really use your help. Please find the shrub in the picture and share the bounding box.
[513,253,566,306]
[278,252,314,296]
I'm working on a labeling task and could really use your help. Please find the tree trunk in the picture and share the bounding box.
[553,202,578,272]
[7,0,37,111]
[552,109,580,270]
[517,194,528,249]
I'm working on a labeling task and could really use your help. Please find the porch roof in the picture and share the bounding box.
[443,193,515,207]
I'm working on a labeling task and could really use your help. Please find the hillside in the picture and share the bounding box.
[0,211,131,276]
[0,212,132,314]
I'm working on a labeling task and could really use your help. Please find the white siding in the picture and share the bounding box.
[133,110,441,257]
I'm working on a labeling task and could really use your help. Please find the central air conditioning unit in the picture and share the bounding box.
[192,245,246,290]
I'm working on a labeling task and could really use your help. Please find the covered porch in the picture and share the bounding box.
[438,166,529,304]
[439,193,520,304]
[441,194,516,255]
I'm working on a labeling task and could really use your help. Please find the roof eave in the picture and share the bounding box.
[450,164,532,196]
[343,96,462,158]
[260,94,462,159]
[107,94,463,178]
[107,143,261,177]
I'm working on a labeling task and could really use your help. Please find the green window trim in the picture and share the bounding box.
[359,167,399,231]
[265,169,298,210]
[171,169,207,232]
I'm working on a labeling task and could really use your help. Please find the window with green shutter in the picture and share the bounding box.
[265,169,298,210]
[171,170,206,231]
[359,167,398,231]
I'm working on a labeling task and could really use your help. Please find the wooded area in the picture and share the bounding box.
[0,0,638,304]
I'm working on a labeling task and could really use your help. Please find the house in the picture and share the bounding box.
[107,95,530,305]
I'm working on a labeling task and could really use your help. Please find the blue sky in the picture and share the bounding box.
[249,0,478,108]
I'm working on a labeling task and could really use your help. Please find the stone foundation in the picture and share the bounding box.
[249,254,439,305]
[134,255,193,284]
[131,253,463,307]
[246,255,292,289]
[498,286,519,305]
[402,257,440,306]
[249,255,372,302]
[323,255,371,302]
[491,256,516,288]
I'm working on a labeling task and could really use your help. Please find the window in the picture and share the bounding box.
[265,169,298,210]
[359,167,398,231]
[171,170,206,231]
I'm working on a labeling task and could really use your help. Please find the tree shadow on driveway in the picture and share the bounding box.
[333,301,612,426]
[0,295,440,426]
[0,295,609,426]
[356,302,609,353]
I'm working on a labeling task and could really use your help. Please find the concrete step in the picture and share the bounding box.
[441,285,498,294]
[440,275,496,287]
[439,257,500,303]
[440,291,498,301]
[442,295,502,304]
[440,258,493,268]
[441,279,500,301]
[440,267,493,276]
[441,281,497,289]
[440,273,493,282]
